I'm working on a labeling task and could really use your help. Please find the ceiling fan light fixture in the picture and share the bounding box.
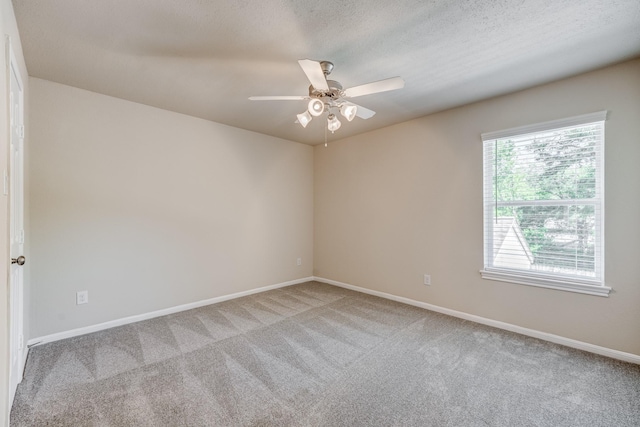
[297,110,312,128]
[340,104,357,122]
[327,113,341,133]
[249,60,402,138]
[308,98,325,117]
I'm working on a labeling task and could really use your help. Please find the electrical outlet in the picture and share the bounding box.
[76,290,89,305]
[297,257,302,266]
[424,274,431,286]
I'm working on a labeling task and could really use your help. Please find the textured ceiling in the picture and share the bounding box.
[13,0,640,145]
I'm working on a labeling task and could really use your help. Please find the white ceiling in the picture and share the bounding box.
[13,0,640,145]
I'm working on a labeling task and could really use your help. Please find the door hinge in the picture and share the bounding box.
[17,125,24,138]
[18,229,24,244]
[18,334,23,349]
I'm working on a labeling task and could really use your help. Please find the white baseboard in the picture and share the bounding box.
[27,277,313,347]
[313,276,640,365]
[27,275,640,365]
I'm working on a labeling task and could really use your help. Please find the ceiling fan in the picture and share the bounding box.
[249,59,404,133]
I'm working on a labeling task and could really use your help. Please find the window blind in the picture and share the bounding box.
[481,111,609,296]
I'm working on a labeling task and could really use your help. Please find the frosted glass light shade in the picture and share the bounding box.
[340,104,357,122]
[297,110,312,128]
[327,114,341,132]
[308,99,325,116]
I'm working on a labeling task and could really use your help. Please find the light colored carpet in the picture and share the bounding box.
[10,281,640,426]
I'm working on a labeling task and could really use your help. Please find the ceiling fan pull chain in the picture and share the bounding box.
[324,122,328,147]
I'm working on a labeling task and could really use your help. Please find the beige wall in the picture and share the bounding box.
[29,78,313,338]
[314,59,640,356]
[1,0,29,424]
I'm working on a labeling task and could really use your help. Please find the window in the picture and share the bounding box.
[481,112,609,296]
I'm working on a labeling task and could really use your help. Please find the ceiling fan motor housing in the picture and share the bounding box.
[309,80,343,100]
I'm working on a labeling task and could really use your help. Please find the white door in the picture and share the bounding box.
[8,41,25,406]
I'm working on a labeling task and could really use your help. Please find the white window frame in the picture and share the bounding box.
[480,111,610,297]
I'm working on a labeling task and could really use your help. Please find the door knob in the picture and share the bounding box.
[11,255,25,266]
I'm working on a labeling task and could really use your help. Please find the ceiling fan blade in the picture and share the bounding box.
[298,59,329,91]
[344,76,405,98]
[345,102,376,119]
[249,96,308,101]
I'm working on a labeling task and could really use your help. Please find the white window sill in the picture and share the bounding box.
[479,269,611,297]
